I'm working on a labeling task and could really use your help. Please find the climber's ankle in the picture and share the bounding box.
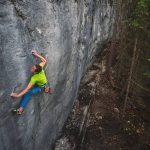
[19,107,24,113]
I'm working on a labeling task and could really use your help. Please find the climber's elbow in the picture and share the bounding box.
[43,59,46,63]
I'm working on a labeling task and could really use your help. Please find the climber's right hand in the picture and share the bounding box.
[31,50,37,55]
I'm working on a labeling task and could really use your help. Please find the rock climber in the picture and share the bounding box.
[10,50,49,115]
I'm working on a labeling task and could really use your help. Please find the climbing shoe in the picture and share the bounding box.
[12,109,22,115]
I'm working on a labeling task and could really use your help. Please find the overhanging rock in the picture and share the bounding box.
[0,0,115,149]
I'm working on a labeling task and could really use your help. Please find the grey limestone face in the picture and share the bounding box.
[0,0,115,149]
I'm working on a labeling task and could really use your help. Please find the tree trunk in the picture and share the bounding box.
[122,37,138,117]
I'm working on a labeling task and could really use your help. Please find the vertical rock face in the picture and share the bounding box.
[0,0,114,149]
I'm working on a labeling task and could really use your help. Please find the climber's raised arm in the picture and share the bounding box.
[32,50,47,66]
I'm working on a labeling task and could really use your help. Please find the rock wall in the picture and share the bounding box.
[0,0,115,149]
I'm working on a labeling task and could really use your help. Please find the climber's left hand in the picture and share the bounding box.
[10,92,19,98]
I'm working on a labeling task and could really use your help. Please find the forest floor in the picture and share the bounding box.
[54,49,150,150]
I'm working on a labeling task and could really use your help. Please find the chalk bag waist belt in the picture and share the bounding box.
[43,83,51,93]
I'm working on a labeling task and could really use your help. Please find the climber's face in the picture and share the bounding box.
[31,65,36,73]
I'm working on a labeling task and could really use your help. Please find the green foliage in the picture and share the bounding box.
[131,20,140,28]
[144,72,150,78]
[130,0,150,29]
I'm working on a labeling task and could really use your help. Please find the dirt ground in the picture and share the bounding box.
[54,51,150,150]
